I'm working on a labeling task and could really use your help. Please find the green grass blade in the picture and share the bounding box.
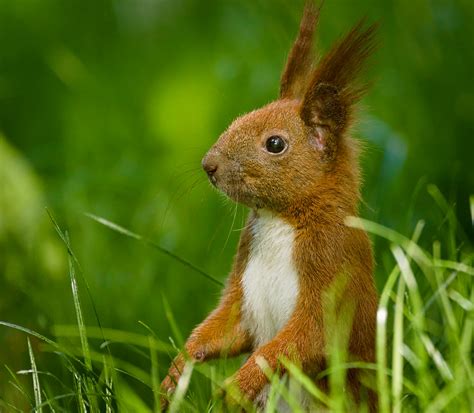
[17,369,73,393]
[375,220,425,412]
[280,358,331,407]
[392,246,424,330]
[460,285,474,356]
[84,212,223,287]
[393,242,440,407]
[270,381,304,413]
[74,374,87,413]
[345,217,432,270]
[46,208,114,373]
[1,321,90,371]
[390,249,406,413]
[5,364,32,406]
[30,393,78,411]
[46,208,82,270]
[162,294,185,348]
[102,354,114,413]
[49,346,153,388]
[460,286,474,407]
[65,232,91,371]
[433,259,474,276]
[265,376,284,413]
[168,361,194,413]
[1,322,56,348]
[149,336,160,412]
[0,400,23,413]
[256,357,303,413]
[53,324,173,353]
[420,334,453,381]
[448,290,474,311]
[432,241,458,336]
[262,361,285,413]
[414,270,458,324]
[427,184,465,254]
[425,381,471,413]
[376,265,398,413]
[27,338,43,413]
[114,377,153,412]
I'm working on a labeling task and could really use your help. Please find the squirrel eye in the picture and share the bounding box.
[265,135,287,154]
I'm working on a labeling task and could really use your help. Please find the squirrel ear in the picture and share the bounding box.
[279,1,320,99]
[300,20,377,159]
[301,83,345,158]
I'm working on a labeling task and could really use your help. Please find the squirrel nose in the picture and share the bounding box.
[202,154,219,184]
[203,161,218,177]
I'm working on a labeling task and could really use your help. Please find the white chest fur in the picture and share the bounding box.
[241,211,299,347]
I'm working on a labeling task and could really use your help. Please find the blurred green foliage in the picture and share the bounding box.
[0,0,473,408]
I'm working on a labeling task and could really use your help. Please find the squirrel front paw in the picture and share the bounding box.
[159,348,208,411]
[159,352,186,411]
[159,370,179,411]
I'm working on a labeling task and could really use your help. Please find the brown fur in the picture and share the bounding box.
[161,1,378,411]
[280,1,320,99]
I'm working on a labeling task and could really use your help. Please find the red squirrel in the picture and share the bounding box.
[161,1,378,410]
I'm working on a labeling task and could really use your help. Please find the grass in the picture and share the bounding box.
[1,190,473,412]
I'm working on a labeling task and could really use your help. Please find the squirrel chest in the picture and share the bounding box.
[241,212,299,347]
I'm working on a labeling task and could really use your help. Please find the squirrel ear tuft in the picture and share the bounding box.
[279,1,321,100]
[300,20,378,159]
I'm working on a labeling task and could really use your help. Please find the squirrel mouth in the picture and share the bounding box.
[210,176,218,186]
[217,180,259,209]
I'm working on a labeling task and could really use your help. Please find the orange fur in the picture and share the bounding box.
[161,1,378,411]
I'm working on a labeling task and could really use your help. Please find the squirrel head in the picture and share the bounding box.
[202,1,377,215]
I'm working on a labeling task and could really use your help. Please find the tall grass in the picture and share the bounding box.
[0,190,472,412]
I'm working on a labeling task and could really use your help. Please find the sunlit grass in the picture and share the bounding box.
[1,190,473,412]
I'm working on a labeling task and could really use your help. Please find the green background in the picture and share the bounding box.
[0,0,473,406]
